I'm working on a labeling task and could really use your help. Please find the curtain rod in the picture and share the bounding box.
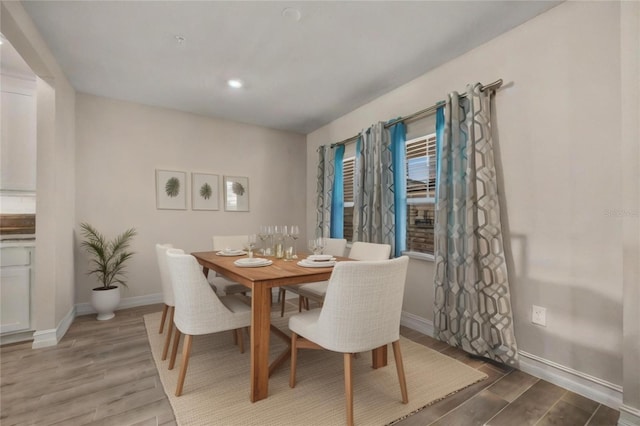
[330,79,503,148]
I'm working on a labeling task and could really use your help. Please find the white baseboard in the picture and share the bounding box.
[399,310,623,409]
[618,404,640,426]
[75,293,163,316]
[0,330,34,345]
[400,310,434,336]
[518,350,622,409]
[32,305,76,349]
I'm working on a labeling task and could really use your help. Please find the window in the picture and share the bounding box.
[343,156,355,241]
[405,133,436,255]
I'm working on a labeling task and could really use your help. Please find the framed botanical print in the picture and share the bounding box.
[192,173,219,211]
[223,176,249,212]
[156,169,187,210]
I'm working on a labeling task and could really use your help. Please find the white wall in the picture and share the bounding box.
[2,1,77,339]
[620,1,640,422]
[307,1,625,391]
[75,94,306,304]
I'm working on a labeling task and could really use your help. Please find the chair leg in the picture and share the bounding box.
[344,353,354,426]
[392,340,409,404]
[169,328,181,370]
[298,295,304,312]
[175,334,193,396]
[280,289,287,317]
[236,329,244,354]
[161,306,174,361]
[289,332,298,388]
[159,304,168,334]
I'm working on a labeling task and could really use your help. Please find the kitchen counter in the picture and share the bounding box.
[0,238,36,248]
[0,214,36,236]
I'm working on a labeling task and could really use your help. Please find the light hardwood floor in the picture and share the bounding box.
[1,303,619,426]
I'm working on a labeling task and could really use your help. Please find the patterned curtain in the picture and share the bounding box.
[330,145,345,238]
[389,122,407,257]
[316,145,338,238]
[433,83,519,367]
[352,122,395,253]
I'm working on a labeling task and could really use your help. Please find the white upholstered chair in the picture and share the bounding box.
[295,241,391,312]
[289,256,410,426]
[278,238,347,316]
[155,243,181,361]
[165,249,251,396]
[210,235,250,296]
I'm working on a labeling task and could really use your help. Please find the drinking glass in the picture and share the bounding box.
[308,239,319,255]
[258,225,269,255]
[266,225,274,256]
[289,225,300,258]
[315,237,325,255]
[274,225,285,258]
[247,234,257,258]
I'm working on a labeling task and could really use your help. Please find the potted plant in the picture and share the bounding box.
[80,223,137,320]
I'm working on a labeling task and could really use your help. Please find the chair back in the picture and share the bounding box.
[348,241,391,261]
[212,235,248,251]
[316,256,409,353]
[323,238,347,257]
[155,243,179,306]
[165,249,239,335]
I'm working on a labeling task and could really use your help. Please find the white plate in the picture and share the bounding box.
[307,254,335,262]
[234,258,272,268]
[217,250,247,256]
[297,260,336,268]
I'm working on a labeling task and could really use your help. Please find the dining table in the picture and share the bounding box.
[191,251,389,402]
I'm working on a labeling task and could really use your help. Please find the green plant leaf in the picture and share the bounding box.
[200,182,212,200]
[232,181,245,196]
[80,223,136,289]
[165,177,180,197]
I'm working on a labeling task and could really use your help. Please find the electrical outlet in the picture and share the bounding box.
[532,305,546,326]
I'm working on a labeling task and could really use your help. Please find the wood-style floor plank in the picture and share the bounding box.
[428,389,509,426]
[1,302,620,426]
[486,380,568,426]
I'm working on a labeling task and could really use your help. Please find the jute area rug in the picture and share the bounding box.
[144,310,486,426]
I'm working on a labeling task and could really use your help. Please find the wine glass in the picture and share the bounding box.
[308,239,319,255]
[258,225,269,255]
[289,225,300,258]
[247,234,257,258]
[266,225,274,256]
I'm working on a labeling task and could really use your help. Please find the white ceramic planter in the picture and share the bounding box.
[91,286,121,320]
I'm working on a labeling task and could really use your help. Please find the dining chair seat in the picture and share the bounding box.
[166,249,252,396]
[155,243,180,362]
[289,256,410,426]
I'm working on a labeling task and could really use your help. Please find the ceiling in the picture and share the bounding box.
[15,1,561,135]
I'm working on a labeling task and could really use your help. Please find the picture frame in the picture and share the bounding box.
[156,169,187,210]
[192,173,220,211]
[223,176,249,212]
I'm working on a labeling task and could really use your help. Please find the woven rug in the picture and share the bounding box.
[143,310,486,426]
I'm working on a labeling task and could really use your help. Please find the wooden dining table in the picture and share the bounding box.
[191,251,389,402]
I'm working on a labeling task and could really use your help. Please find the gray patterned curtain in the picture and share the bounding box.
[316,145,337,238]
[352,122,395,253]
[433,83,519,367]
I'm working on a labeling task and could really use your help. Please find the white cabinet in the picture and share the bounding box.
[0,245,33,334]
[1,75,37,192]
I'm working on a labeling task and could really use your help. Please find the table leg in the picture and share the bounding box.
[250,284,272,402]
[201,266,209,278]
[371,344,388,369]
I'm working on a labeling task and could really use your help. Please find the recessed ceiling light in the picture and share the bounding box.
[282,7,301,22]
[227,79,243,89]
